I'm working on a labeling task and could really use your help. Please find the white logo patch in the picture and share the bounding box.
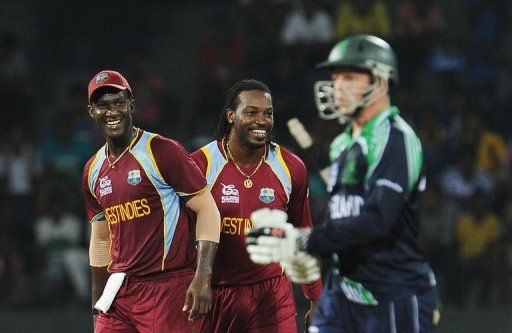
[99,176,112,197]
[418,176,427,192]
[375,179,403,193]
[221,183,239,203]
[329,194,364,219]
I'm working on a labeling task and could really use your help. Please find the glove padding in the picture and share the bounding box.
[281,252,321,283]
[246,208,299,264]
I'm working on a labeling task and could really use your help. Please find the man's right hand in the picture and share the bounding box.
[246,208,300,264]
[182,273,212,321]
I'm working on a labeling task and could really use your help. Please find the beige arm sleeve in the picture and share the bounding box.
[186,189,221,243]
[89,219,111,267]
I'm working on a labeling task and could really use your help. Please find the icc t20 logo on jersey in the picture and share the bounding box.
[127,170,142,186]
[259,188,275,204]
[99,176,112,197]
[221,183,239,203]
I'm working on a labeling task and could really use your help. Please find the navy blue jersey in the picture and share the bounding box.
[307,106,435,302]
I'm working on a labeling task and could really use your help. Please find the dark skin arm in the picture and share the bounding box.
[91,266,109,328]
[183,240,218,321]
[183,189,221,321]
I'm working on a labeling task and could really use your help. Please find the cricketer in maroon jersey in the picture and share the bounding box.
[83,70,220,333]
[83,129,206,276]
[193,79,322,333]
[192,140,317,287]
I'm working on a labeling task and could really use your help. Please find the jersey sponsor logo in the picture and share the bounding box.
[329,194,364,219]
[220,183,239,203]
[375,178,403,193]
[99,176,112,197]
[222,216,252,235]
[104,198,151,225]
[259,187,275,204]
[127,169,142,186]
[96,72,109,83]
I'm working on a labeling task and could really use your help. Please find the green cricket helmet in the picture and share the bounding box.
[314,35,398,121]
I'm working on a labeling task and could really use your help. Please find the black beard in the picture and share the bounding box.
[237,131,268,151]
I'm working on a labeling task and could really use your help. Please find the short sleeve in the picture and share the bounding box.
[150,136,207,196]
[82,159,105,223]
[190,148,208,176]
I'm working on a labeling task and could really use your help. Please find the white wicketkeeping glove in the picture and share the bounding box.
[246,208,301,264]
[281,252,321,283]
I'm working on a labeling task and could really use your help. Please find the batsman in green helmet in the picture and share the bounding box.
[314,34,398,123]
[247,35,439,333]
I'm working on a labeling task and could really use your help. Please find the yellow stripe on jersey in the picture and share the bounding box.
[201,140,229,189]
[178,185,208,197]
[133,135,169,271]
[107,218,114,271]
[201,146,212,181]
[146,134,165,182]
[276,146,292,184]
[87,151,101,201]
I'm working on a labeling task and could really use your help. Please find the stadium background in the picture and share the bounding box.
[0,0,512,332]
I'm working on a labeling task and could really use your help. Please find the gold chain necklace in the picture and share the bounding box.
[106,127,140,169]
[225,139,266,188]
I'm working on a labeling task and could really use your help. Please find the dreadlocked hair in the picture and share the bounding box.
[214,79,271,140]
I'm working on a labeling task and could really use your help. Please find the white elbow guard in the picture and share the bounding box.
[89,220,111,267]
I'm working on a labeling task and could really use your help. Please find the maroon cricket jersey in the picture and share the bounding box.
[82,129,206,276]
[191,140,322,300]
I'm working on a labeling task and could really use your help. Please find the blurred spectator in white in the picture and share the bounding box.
[334,0,391,39]
[439,147,494,207]
[280,0,334,47]
[0,125,41,271]
[35,194,89,303]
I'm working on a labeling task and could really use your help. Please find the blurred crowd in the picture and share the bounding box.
[1,0,512,311]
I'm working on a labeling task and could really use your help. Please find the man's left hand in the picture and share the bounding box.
[281,253,321,283]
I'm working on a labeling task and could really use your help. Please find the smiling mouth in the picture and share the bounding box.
[250,128,268,139]
[105,118,122,129]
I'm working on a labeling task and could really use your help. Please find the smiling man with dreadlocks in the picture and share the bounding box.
[190,79,322,332]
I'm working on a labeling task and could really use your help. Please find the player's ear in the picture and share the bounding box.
[226,108,234,124]
[88,105,95,119]
[129,98,135,114]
